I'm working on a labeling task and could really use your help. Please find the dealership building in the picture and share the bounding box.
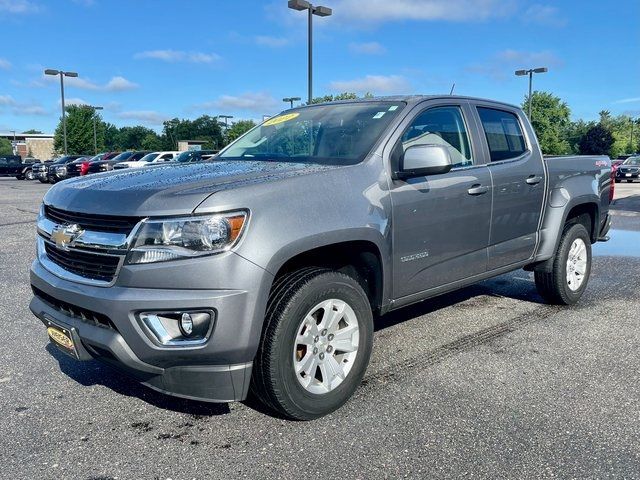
[0,132,55,160]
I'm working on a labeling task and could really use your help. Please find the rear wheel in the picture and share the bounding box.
[252,268,373,420]
[25,170,35,181]
[535,223,592,305]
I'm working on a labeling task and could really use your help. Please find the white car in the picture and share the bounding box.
[113,151,180,169]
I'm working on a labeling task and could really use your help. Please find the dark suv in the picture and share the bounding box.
[85,151,150,174]
[174,150,218,164]
[40,156,86,183]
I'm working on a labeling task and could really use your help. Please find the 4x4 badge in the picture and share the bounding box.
[50,224,84,251]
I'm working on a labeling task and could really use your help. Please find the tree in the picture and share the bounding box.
[0,138,13,156]
[22,129,43,134]
[161,115,224,150]
[117,126,159,150]
[309,92,373,104]
[579,124,614,155]
[141,132,163,151]
[53,105,102,155]
[226,120,256,143]
[522,91,571,155]
[103,123,120,151]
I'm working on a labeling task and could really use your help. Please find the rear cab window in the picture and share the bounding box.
[477,107,527,162]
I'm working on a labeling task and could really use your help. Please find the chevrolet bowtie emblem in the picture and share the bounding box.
[50,224,84,251]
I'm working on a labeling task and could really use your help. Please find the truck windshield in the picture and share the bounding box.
[219,101,405,165]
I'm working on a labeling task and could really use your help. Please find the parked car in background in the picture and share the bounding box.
[0,155,40,180]
[32,160,54,182]
[79,152,120,176]
[616,155,640,182]
[173,149,218,164]
[31,96,612,420]
[39,155,85,183]
[113,151,179,169]
[52,156,92,182]
[85,151,150,175]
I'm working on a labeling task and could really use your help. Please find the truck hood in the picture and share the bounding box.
[44,160,334,217]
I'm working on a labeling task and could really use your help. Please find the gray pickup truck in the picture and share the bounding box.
[30,96,612,420]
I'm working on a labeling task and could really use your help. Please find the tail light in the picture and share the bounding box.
[609,166,615,203]
[80,162,90,175]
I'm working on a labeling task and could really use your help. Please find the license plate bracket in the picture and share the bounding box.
[44,317,79,359]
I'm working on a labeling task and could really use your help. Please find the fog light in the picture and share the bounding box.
[180,312,194,336]
[139,310,214,346]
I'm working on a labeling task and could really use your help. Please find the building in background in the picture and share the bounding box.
[0,132,55,160]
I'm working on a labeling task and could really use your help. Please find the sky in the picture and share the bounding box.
[0,0,638,133]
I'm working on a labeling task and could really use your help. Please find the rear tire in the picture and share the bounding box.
[535,223,591,305]
[252,268,373,420]
[25,170,35,181]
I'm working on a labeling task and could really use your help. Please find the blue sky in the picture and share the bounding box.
[0,0,638,133]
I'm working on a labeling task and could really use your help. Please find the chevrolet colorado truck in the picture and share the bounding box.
[30,96,612,420]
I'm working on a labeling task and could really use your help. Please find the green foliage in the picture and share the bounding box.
[161,115,224,150]
[103,123,120,151]
[141,132,163,151]
[226,120,256,143]
[53,105,104,155]
[22,129,43,134]
[116,126,158,150]
[0,138,13,155]
[579,123,615,155]
[522,91,571,155]
[308,92,372,105]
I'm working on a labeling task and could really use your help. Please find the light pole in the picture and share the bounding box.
[288,0,332,104]
[283,96,302,109]
[515,67,547,120]
[217,115,233,129]
[88,105,103,154]
[45,69,78,155]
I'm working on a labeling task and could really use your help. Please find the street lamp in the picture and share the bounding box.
[88,105,103,154]
[283,96,302,109]
[217,115,234,129]
[288,0,332,104]
[515,67,548,120]
[45,68,78,155]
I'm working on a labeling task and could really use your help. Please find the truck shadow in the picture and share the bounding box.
[375,270,543,332]
[46,343,231,416]
[611,192,640,213]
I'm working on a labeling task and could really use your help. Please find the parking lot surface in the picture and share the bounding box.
[1,178,639,479]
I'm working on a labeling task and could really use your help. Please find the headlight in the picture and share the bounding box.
[126,211,248,264]
[56,166,67,176]
[99,164,112,171]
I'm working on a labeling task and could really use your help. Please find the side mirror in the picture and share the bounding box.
[395,144,453,179]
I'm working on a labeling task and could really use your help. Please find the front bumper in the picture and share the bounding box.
[30,252,273,402]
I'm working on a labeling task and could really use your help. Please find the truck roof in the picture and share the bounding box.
[297,95,521,111]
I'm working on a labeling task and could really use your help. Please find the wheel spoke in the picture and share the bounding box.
[332,337,358,353]
[326,355,345,380]
[320,300,345,331]
[319,363,335,391]
[296,352,317,376]
[331,324,358,342]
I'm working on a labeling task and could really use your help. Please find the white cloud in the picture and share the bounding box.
[331,0,515,23]
[117,110,168,126]
[134,49,221,64]
[349,41,386,55]
[104,76,138,91]
[41,74,139,91]
[192,92,279,114]
[255,35,290,47]
[0,0,40,14]
[524,4,566,27]
[0,94,16,106]
[0,58,11,70]
[468,49,562,80]
[63,97,89,106]
[613,97,640,105]
[329,75,410,94]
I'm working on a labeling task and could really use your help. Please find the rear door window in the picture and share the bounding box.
[477,107,527,162]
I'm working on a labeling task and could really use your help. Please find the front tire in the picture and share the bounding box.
[25,170,35,181]
[252,268,374,420]
[535,223,592,305]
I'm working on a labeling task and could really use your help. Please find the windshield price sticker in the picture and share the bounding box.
[373,111,386,119]
[263,113,300,126]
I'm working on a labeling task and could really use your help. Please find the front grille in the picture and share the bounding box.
[44,205,140,234]
[32,285,115,330]
[44,242,121,282]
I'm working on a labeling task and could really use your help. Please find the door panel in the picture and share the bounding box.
[474,106,545,269]
[391,168,492,298]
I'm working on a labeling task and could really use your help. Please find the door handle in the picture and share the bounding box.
[526,175,543,185]
[467,184,489,196]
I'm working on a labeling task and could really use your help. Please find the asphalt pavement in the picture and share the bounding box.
[0,178,638,479]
